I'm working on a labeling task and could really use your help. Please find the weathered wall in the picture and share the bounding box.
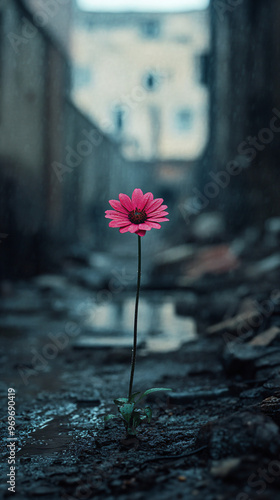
[197,0,280,232]
[0,0,147,279]
[23,0,73,55]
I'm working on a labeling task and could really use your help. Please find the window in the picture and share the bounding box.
[175,109,193,131]
[113,105,126,134]
[141,20,160,39]
[143,71,160,91]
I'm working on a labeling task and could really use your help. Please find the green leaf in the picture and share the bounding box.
[114,397,129,406]
[119,403,134,423]
[129,392,141,403]
[138,388,172,402]
[104,414,117,422]
[144,406,152,423]
[132,412,142,428]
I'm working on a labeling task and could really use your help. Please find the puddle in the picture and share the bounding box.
[17,404,102,457]
[74,293,197,352]
[18,416,73,456]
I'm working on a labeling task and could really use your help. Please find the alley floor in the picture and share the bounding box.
[2,240,280,500]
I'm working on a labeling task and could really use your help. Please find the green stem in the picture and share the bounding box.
[128,235,141,400]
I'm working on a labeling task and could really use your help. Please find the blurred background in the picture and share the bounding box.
[0,0,280,295]
[2,2,280,492]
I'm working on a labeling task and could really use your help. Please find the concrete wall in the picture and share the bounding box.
[23,0,73,55]
[63,100,157,250]
[0,0,145,279]
[198,0,280,232]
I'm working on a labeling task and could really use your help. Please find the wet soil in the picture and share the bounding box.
[2,253,280,500]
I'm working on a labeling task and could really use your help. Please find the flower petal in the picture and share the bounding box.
[109,199,128,214]
[128,224,139,233]
[106,215,129,222]
[154,204,168,211]
[105,211,129,221]
[119,226,131,234]
[106,216,129,223]
[146,198,164,212]
[147,210,169,218]
[109,220,130,228]
[144,222,161,229]
[119,224,138,233]
[106,191,169,235]
[105,209,126,217]
[148,217,169,222]
[136,229,146,237]
[148,205,168,215]
[141,192,154,210]
[138,223,152,230]
[132,189,144,209]
[119,193,133,211]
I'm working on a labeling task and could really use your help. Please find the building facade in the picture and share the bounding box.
[71,8,210,161]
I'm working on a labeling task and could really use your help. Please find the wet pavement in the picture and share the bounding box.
[2,244,280,499]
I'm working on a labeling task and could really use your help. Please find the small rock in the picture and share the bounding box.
[177,475,187,481]
[182,245,239,281]
[255,350,280,369]
[263,378,280,390]
[191,212,225,242]
[76,397,101,407]
[249,327,280,347]
[197,411,280,460]
[168,387,229,404]
[260,394,280,424]
[265,217,280,247]
[73,336,142,349]
[239,387,265,399]
[222,343,264,377]
[210,457,241,478]
[33,274,69,292]
[246,254,280,277]
[153,244,195,267]
[58,476,81,486]
[265,217,280,235]
[207,307,258,335]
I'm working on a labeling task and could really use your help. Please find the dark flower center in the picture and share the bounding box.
[128,208,147,224]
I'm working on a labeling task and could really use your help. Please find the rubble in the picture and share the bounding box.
[2,235,280,499]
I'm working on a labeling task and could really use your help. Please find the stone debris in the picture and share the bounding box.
[197,412,280,460]
[246,254,280,277]
[206,307,258,335]
[260,394,280,424]
[2,238,280,500]
[222,343,280,377]
[249,327,280,346]
[168,387,229,404]
[210,457,242,478]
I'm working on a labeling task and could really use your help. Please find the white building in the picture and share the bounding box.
[71,8,210,161]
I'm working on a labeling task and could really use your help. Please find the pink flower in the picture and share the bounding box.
[105,188,169,237]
